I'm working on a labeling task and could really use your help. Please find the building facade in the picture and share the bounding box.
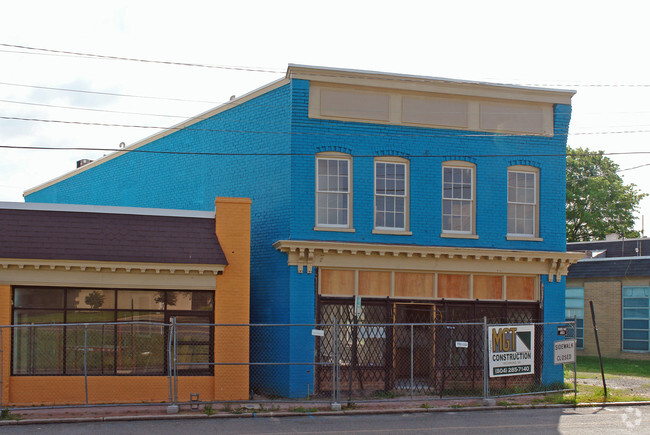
[567,238,650,360]
[0,198,251,405]
[24,65,581,397]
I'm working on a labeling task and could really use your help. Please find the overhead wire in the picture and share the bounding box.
[5,42,650,88]
[4,114,650,138]
[0,43,284,73]
[0,81,221,104]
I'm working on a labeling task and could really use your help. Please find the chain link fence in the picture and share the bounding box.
[0,318,578,410]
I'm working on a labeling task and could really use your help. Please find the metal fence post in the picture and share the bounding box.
[573,315,578,402]
[166,318,179,414]
[331,318,336,405]
[173,317,178,405]
[167,322,174,404]
[410,324,414,399]
[331,318,341,410]
[84,324,89,405]
[482,316,489,401]
[0,326,3,410]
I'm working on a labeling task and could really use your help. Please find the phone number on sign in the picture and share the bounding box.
[493,365,531,375]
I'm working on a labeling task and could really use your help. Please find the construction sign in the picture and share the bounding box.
[488,325,535,377]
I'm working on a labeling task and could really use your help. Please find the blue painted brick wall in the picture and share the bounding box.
[26,76,573,397]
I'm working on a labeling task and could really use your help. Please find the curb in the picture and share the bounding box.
[2,401,650,426]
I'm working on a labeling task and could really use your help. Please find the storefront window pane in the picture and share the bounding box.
[67,289,115,309]
[117,290,164,310]
[13,310,64,375]
[14,288,64,309]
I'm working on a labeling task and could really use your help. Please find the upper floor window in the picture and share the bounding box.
[507,167,538,237]
[442,161,475,234]
[316,154,352,228]
[375,158,408,232]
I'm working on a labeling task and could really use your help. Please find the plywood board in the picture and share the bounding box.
[394,272,434,298]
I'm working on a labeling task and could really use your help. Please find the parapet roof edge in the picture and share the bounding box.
[286,64,576,103]
[0,201,215,219]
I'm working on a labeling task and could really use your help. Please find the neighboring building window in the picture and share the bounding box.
[565,287,584,349]
[375,158,408,231]
[507,167,538,237]
[622,286,650,352]
[12,287,214,376]
[442,162,475,234]
[316,155,351,228]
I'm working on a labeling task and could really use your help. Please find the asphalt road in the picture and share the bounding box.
[1,406,647,434]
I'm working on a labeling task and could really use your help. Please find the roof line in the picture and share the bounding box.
[0,201,215,218]
[287,64,577,98]
[577,255,650,262]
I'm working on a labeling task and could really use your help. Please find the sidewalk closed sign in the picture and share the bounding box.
[553,339,576,365]
[488,325,535,377]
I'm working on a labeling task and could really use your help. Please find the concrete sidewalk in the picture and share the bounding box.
[2,395,649,426]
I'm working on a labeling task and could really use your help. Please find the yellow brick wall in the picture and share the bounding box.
[581,281,621,358]
[213,197,251,400]
[576,280,650,361]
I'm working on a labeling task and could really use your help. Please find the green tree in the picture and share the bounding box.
[566,146,646,242]
[84,290,105,309]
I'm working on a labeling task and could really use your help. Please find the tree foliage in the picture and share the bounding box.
[84,290,105,309]
[566,146,646,242]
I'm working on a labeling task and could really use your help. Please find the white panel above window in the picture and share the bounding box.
[320,89,390,121]
[402,96,468,128]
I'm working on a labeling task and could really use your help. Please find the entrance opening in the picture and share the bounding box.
[393,304,436,388]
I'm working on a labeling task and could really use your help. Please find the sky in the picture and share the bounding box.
[1,0,650,234]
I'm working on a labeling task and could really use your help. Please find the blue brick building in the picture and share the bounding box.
[26,65,582,397]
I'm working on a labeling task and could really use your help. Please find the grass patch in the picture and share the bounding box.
[203,404,216,416]
[290,406,318,413]
[546,384,647,405]
[0,408,20,421]
[373,390,398,399]
[573,356,650,378]
[419,402,434,409]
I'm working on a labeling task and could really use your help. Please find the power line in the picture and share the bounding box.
[6,43,650,88]
[0,98,194,120]
[3,144,650,159]
[0,81,221,104]
[6,94,650,124]
[3,114,650,138]
[0,43,284,73]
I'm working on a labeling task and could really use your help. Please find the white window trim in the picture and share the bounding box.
[315,152,353,230]
[507,166,539,238]
[441,160,476,235]
[374,156,409,233]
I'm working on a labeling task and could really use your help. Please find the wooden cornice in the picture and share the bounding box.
[273,240,583,282]
[0,259,225,276]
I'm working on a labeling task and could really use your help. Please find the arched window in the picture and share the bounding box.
[507,166,539,237]
[315,152,353,229]
[374,157,409,232]
[442,161,476,235]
